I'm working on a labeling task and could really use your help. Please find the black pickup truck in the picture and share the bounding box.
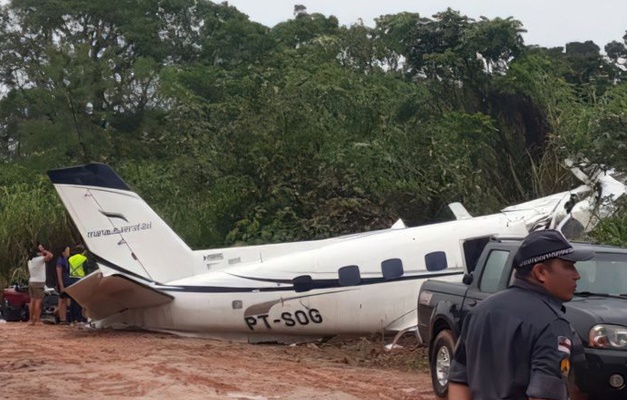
[417,237,627,400]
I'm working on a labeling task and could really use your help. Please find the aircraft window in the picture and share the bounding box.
[425,251,448,271]
[382,258,404,280]
[293,275,313,292]
[338,265,361,286]
[480,250,510,293]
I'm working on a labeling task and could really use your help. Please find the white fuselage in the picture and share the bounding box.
[49,162,626,341]
[93,214,527,340]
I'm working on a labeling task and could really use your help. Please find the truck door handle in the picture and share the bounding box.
[467,300,477,307]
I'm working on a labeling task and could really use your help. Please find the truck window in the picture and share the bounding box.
[480,250,510,293]
[463,236,491,273]
[576,253,627,294]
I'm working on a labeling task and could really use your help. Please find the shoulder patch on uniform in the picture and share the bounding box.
[560,358,570,378]
[557,336,572,355]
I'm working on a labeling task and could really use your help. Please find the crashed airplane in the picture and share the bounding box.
[47,162,626,342]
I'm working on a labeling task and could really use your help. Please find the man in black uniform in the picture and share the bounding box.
[448,230,593,400]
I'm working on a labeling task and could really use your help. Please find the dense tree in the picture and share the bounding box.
[271,11,340,50]
[0,0,269,167]
[605,32,627,82]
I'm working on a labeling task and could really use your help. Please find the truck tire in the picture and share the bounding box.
[430,329,455,399]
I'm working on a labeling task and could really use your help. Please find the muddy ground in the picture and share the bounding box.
[0,322,437,399]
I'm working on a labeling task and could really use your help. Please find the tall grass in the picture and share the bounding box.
[0,177,76,288]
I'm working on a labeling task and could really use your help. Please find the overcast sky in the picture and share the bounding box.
[0,0,624,49]
[225,0,626,49]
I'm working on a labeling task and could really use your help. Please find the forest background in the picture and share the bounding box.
[0,0,626,287]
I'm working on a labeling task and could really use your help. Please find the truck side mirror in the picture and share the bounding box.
[462,273,473,285]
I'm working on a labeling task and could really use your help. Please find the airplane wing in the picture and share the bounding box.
[384,313,418,333]
[390,219,407,229]
[65,271,173,320]
[499,164,627,237]
[448,202,473,220]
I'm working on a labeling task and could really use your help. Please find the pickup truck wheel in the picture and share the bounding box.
[430,329,455,398]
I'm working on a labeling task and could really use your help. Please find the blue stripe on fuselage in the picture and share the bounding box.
[92,253,463,294]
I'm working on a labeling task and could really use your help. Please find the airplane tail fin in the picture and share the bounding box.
[48,163,195,284]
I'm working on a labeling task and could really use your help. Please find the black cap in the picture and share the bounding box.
[514,230,594,269]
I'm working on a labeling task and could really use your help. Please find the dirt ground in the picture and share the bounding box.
[0,322,437,400]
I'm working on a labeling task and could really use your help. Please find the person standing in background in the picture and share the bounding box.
[45,246,57,291]
[67,245,87,325]
[448,230,592,400]
[55,245,71,325]
[27,243,53,325]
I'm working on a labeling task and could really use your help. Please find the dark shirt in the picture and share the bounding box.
[56,256,70,287]
[45,255,57,288]
[449,278,578,400]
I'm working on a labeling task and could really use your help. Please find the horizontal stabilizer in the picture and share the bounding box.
[65,272,173,320]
